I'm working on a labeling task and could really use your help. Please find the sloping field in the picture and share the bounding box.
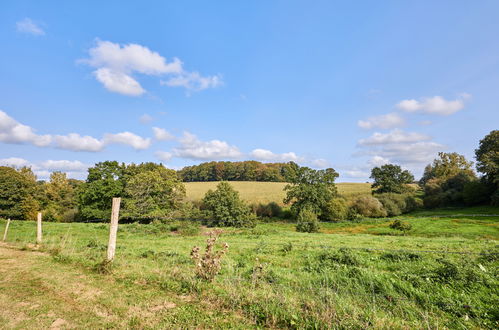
[185,181,372,204]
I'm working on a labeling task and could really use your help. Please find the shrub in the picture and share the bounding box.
[404,194,423,212]
[253,202,283,218]
[321,198,348,221]
[351,196,387,218]
[389,219,412,231]
[376,195,402,216]
[463,180,491,206]
[202,182,256,227]
[296,206,320,233]
[190,232,229,281]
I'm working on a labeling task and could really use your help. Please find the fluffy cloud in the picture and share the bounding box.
[0,158,89,180]
[250,148,301,162]
[0,157,30,167]
[94,67,145,96]
[155,151,173,162]
[54,133,104,152]
[368,142,445,165]
[82,40,221,96]
[396,95,470,115]
[103,132,151,150]
[161,72,222,91]
[358,129,430,146]
[173,132,242,160]
[310,158,329,168]
[0,110,52,147]
[358,112,405,130]
[39,160,88,171]
[16,18,45,36]
[368,155,390,167]
[152,127,175,141]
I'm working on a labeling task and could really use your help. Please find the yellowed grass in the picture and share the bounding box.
[184,181,372,205]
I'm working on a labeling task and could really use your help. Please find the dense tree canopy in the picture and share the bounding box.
[178,161,298,182]
[0,166,39,220]
[283,165,339,217]
[202,181,255,227]
[123,167,185,220]
[475,130,499,204]
[370,164,414,194]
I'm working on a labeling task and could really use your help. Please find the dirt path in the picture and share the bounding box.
[0,243,251,329]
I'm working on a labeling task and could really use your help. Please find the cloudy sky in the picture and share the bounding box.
[1,1,498,182]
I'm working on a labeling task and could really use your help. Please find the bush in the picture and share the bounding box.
[350,196,387,218]
[404,194,423,212]
[463,180,491,206]
[252,202,283,218]
[389,219,412,231]
[296,206,320,233]
[376,195,402,216]
[202,182,256,227]
[321,198,348,221]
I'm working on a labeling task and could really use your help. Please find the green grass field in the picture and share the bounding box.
[185,181,372,204]
[1,209,498,328]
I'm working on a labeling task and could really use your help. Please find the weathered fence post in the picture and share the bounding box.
[2,218,11,242]
[36,212,42,244]
[106,197,121,262]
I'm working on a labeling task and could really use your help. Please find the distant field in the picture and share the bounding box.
[184,181,372,204]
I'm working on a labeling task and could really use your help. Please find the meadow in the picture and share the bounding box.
[185,181,372,205]
[1,206,498,328]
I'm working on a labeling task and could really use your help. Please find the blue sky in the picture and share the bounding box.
[1,1,498,182]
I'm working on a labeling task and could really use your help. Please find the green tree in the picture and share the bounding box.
[420,152,476,208]
[475,130,499,204]
[283,165,339,218]
[0,166,39,220]
[123,167,186,220]
[44,172,79,222]
[202,181,255,227]
[295,205,320,233]
[78,161,126,220]
[370,164,414,194]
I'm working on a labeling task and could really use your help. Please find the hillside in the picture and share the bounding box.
[185,181,372,205]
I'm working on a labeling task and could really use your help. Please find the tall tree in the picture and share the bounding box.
[475,130,499,204]
[0,166,39,220]
[78,161,126,220]
[123,166,186,220]
[283,165,339,217]
[370,164,414,194]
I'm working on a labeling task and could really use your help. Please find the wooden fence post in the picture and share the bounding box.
[36,212,42,244]
[2,218,11,242]
[106,198,121,262]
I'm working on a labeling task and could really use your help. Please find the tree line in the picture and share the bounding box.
[178,161,296,182]
[0,130,497,227]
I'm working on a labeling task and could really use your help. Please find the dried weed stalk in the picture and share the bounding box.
[190,231,229,281]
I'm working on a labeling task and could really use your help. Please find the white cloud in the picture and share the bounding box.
[0,157,30,168]
[396,95,470,115]
[0,110,52,147]
[368,156,390,167]
[82,40,221,96]
[39,160,88,172]
[54,133,105,152]
[358,129,430,146]
[358,112,405,130]
[155,151,173,162]
[85,40,182,75]
[310,158,329,168]
[152,127,175,141]
[94,67,145,96]
[103,132,151,150]
[343,170,370,179]
[250,148,301,162]
[139,114,154,124]
[371,141,444,165]
[161,72,223,91]
[16,18,45,36]
[173,132,242,160]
